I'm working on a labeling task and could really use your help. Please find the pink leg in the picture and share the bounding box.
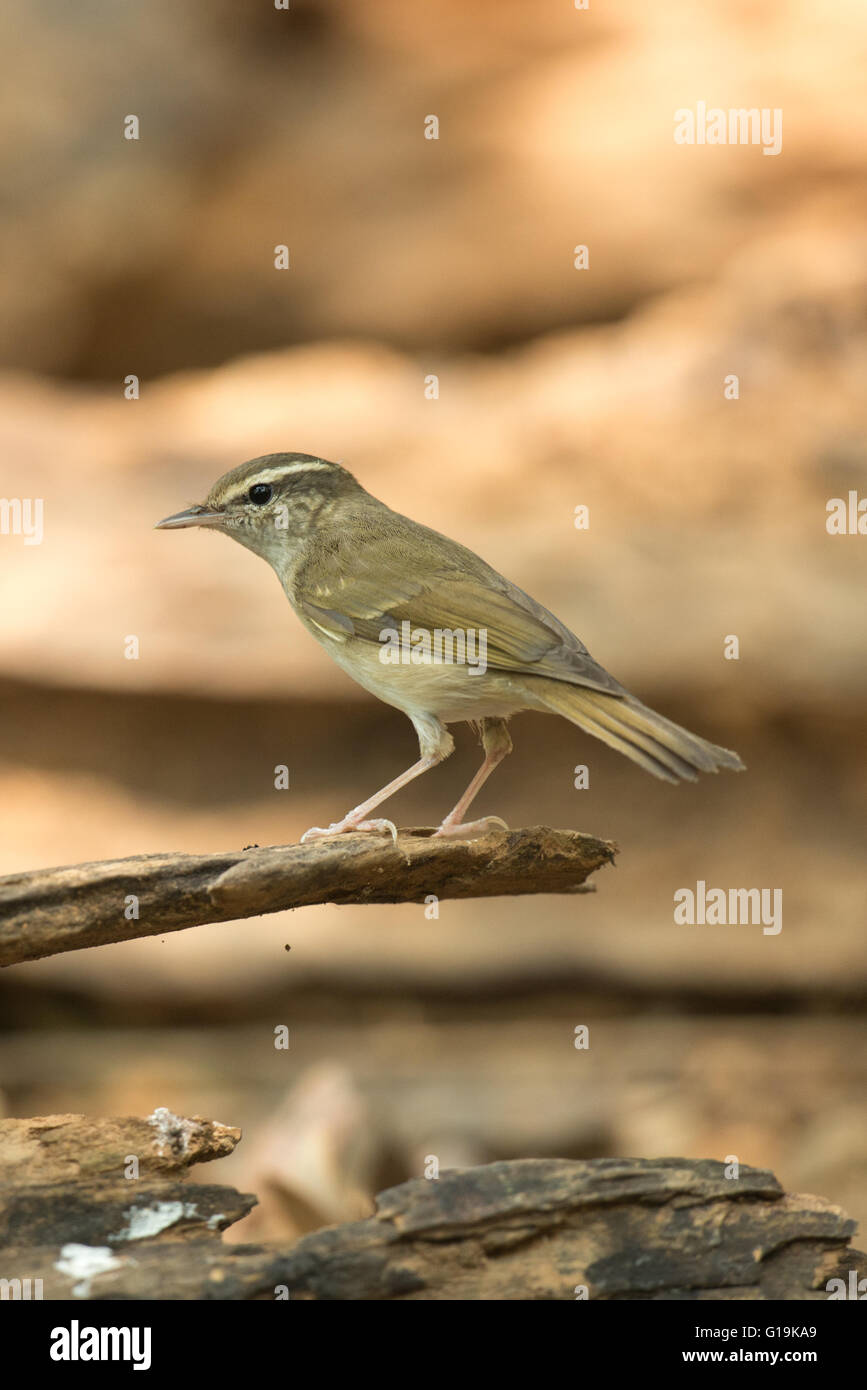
[301,752,445,844]
[433,718,513,838]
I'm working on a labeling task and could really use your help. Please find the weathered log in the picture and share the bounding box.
[0,1111,860,1300]
[0,826,616,967]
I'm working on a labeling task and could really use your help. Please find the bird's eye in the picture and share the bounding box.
[248,483,273,505]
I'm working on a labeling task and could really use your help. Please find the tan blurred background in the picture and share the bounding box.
[1,0,866,1248]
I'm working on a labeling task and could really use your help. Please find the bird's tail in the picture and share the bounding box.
[535,683,745,784]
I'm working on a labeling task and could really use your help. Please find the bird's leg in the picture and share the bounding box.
[301,755,441,843]
[301,718,454,843]
[433,717,513,838]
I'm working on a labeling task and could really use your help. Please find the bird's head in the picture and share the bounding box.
[155,453,365,565]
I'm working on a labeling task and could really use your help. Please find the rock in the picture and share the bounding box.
[1,1110,861,1299]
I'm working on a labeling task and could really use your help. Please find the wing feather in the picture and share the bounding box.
[293,507,624,696]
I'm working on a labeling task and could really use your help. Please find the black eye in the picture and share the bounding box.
[248,483,273,505]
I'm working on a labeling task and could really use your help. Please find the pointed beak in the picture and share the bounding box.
[154,503,225,530]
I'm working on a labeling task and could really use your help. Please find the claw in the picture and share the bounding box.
[354,818,399,844]
[432,815,509,840]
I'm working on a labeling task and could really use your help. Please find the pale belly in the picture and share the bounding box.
[317,633,539,725]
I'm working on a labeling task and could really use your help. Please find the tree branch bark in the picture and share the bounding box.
[0,826,616,967]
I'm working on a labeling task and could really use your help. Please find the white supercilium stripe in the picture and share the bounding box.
[248,461,336,485]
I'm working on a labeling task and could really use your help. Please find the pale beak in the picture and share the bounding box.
[154,503,225,530]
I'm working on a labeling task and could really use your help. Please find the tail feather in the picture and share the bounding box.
[536,684,745,784]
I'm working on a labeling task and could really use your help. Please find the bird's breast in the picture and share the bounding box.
[306,628,536,724]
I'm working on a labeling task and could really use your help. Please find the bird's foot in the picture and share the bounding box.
[432,816,509,839]
[301,818,399,845]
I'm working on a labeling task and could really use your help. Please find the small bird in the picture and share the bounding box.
[156,453,744,841]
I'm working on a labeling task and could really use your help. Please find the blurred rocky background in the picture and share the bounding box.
[0,1,865,1247]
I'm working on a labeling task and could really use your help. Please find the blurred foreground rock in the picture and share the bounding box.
[3,1020,866,1262]
[0,1111,860,1299]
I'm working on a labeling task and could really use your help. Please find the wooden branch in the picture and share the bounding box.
[0,826,615,967]
[1,1111,860,1300]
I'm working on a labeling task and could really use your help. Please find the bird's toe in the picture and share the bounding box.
[432,815,509,839]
